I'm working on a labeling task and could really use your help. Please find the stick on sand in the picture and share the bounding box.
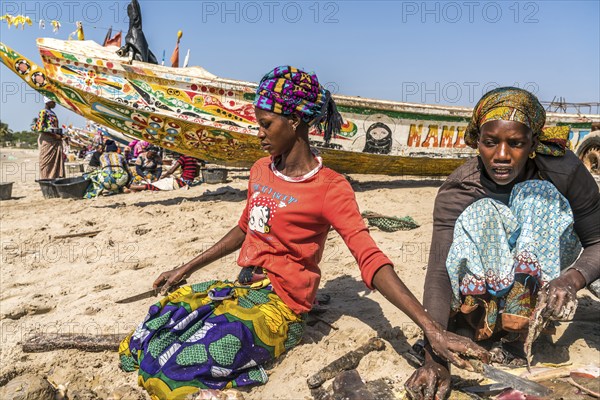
[53,230,102,239]
[307,337,385,389]
[22,333,121,353]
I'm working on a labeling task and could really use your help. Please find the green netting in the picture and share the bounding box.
[362,211,419,232]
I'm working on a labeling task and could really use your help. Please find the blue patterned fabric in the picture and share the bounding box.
[119,279,305,398]
[446,180,581,309]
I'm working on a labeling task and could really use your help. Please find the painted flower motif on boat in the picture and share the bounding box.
[31,71,47,87]
[125,113,166,139]
[14,59,30,75]
[165,121,182,136]
[224,139,241,156]
[183,128,223,151]
[84,70,97,87]
[162,121,182,147]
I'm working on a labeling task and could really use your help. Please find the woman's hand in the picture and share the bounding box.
[540,269,585,321]
[153,266,188,295]
[424,324,490,371]
[370,266,489,369]
[405,361,451,400]
[150,226,246,296]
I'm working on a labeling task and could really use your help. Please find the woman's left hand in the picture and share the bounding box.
[425,324,490,371]
[540,270,585,321]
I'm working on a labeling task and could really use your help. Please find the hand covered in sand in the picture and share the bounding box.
[539,272,583,321]
[153,267,188,295]
[405,360,451,400]
[425,323,490,371]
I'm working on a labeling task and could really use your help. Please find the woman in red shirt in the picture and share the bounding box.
[119,66,488,399]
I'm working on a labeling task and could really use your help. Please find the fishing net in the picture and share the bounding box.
[361,211,419,232]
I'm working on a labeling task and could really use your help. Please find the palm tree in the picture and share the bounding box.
[0,120,14,143]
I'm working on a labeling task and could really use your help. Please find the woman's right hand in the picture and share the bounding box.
[405,361,451,400]
[153,266,188,295]
[425,324,490,370]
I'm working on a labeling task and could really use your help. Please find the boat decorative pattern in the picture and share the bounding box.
[1,39,595,175]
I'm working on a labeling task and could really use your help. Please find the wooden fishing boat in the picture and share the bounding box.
[65,126,94,147]
[91,122,136,147]
[1,39,598,176]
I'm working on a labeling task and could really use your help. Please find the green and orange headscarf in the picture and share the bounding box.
[465,87,570,156]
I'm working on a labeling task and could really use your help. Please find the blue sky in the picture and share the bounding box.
[1,0,599,131]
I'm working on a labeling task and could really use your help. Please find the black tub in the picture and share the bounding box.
[36,179,60,199]
[0,182,13,200]
[53,176,91,199]
[201,168,228,184]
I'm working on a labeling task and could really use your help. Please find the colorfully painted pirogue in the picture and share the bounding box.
[1,38,598,175]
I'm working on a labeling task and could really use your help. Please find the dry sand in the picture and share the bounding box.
[1,148,598,399]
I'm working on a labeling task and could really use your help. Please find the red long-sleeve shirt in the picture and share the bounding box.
[237,157,393,314]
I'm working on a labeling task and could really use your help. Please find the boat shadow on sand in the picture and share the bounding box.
[348,177,444,192]
[91,187,248,209]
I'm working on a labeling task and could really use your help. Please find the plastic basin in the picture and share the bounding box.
[201,168,228,184]
[0,182,13,200]
[36,179,60,199]
[53,176,91,199]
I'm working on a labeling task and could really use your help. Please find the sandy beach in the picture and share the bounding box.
[1,148,598,399]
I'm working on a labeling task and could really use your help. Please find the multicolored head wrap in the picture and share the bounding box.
[254,66,343,142]
[465,87,569,156]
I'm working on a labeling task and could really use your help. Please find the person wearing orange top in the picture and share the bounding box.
[118,66,489,399]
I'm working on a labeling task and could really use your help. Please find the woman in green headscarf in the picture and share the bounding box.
[405,87,600,400]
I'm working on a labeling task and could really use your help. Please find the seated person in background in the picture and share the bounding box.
[87,143,104,172]
[85,140,131,198]
[123,146,133,162]
[128,139,139,153]
[132,145,162,183]
[129,153,203,191]
[133,140,149,158]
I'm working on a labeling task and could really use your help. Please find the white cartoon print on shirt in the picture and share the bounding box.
[247,186,299,234]
[249,204,271,233]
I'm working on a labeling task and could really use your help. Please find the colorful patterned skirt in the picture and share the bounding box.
[132,172,159,185]
[84,167,129,198]
[446,180,581,340]
[119,279,304,400]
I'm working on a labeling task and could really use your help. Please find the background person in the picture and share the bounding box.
[33,96,65,179]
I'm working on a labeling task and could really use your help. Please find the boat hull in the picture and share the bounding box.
[1,39,597,175]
